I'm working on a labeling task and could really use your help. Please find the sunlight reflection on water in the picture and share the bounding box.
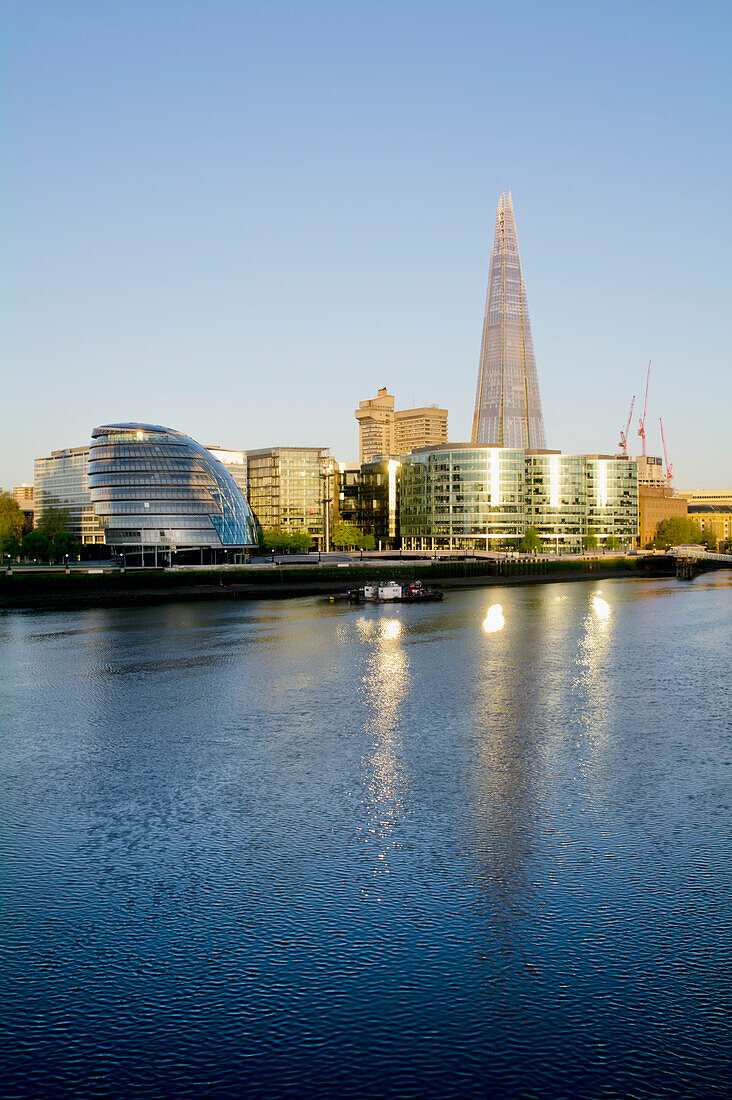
[482,603,505,633]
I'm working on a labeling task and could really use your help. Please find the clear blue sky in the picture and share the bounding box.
[2,0,730,488]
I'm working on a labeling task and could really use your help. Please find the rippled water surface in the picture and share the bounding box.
[2,576,731,1098]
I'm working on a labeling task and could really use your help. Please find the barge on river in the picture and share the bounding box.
[329,580,444,604]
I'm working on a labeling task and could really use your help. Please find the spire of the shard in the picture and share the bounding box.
[471,192,547,448]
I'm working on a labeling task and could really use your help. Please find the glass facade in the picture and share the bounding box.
[336,463,361,528]
[398,446,638,550]
[357,458,401,546]
[399,446,525,549]
[585,456,639,545]
[471,192,547,450]
[246,447,330,542]
[525,451,586,552]
[34,446,105,544]
[88,424,258,550]
[205,447,248,498]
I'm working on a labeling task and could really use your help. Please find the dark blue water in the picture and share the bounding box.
[1,576,730,1098]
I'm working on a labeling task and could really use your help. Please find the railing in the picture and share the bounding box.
[668,545,731,563]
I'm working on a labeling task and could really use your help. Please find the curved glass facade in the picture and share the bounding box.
[398,446,638,551]
[88,423,258,549]
[399,445,525,549]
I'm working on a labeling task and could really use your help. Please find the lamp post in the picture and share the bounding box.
[320,460,334,555]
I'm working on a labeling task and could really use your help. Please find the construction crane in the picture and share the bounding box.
[659,417,673,484]
[637,360,652,457]
[618,395,636,455]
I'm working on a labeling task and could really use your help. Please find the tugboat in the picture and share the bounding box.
[400,580,443,602]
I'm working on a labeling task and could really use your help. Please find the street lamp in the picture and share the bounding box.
[320,460,334,555]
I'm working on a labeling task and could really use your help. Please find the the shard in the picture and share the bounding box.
[471,191,547,448]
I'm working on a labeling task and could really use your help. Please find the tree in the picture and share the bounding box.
[22,529,50,561]
[699,530,717,552]
[34,506,80,561]
[259,527,312,553]
[652,515,705,550]
[583,526,598,551]
[0,491,25,560]
[519,526,541,554]
[289,530,313,553]
[331,523,375,550]
[606,535,621,550]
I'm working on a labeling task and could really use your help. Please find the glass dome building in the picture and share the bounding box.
[88,423,258,561]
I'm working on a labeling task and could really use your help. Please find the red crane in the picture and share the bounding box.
[637,360,652,457]
[659,418,673,484]
[618,395,636,455]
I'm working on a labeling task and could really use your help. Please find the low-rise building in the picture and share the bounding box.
[677,490,732,508]
[676,491,732,549]
[687,505,732,551]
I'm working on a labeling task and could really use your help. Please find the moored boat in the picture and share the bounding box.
[400,580,443,602]
[329,579,443,604]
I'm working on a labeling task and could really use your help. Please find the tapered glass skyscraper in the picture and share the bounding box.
[471,192,547,448]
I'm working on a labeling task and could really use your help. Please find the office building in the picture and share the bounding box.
[88,423,257,560]
[395,405,449,455]
[12,484,34,508]
[585,455,639,545]
[34,446,105,545]
[357,457,401,547]
[246,447,330,543]
[398,445,638,551]
[471,192,547,449]
[206,446,248,496]
[355,388,448,463]
[399,445,526,550]
[335,462,361,529]
[525,452,586,552]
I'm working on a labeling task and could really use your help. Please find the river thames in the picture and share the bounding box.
[1,575,730,1098]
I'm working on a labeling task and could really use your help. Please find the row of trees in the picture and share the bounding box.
[258,528,315,553]
[0,492,81,563]
[258,523,376,553]
[518,517,720,554]
[518,526,623,553]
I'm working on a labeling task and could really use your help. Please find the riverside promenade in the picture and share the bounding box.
[0,552,696,611]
